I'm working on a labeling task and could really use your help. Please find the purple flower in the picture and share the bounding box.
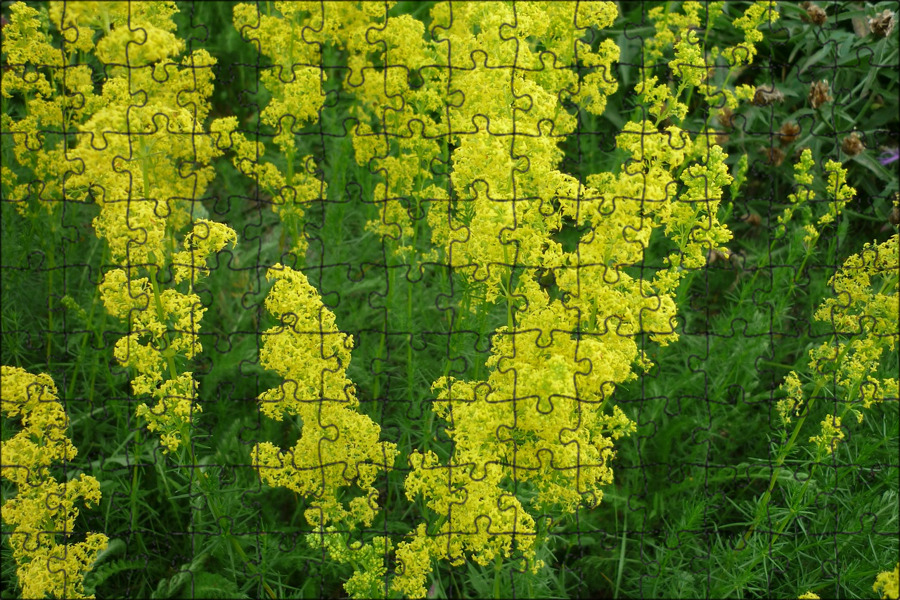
[879,149,899,166]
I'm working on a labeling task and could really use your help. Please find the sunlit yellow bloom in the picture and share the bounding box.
[874,563,900,600]
[252,264,397,529]
[1,366,109,599]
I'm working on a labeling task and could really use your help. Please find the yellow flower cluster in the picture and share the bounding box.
[305,527,393,599]
[252,264,398,596]
[396,457,540,597]
[68,55,225,266]
[777,370,805,423]
[330,2,621,286]
[808,415,845,455]
[1,2,97,218]
[2,1,242,453]
[1,366,109,599]
[778,149,858,248]
[99,219,236,452]
[325,3,744,594]
[224,2,330,259]
[776,148,817,239]
[173,219,240,284]
[645,2,721,65]
[727,1,780,67]
[646,2,779,111]
[396,275,643,595]
[1,1,229,264]
[334,2,444,258]
[425,1,621,302]
[2,0,236,266]
[874,563,900,600]
[776,234,898,454]
[809,233,899,417]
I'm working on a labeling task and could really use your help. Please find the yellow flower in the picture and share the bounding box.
[804,234,899,426]
[172,219,238,284]
[228,3,330,258]
[776,371,804,425]
[726,1,780,67]
[809,414,845,455]
[308,528,394,599]
[874,563,900,600]
[392,524,439,599]
[1,366,109,599]
[671,29,709,87]
[135,372,198,454]
[252,264,397,529]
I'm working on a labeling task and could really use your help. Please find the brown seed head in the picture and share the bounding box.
[742,213,762,228]
[869,9,896,38]
[779,122,801,146]
[804,4,827,26]
[808,80,832,109]
[764,146,785,167]
[841,132,865,156]
[753,85,785,107]
[717,106,734,129]
[707,248,730,266]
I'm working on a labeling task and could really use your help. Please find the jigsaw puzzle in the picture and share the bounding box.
[1,1,898,598]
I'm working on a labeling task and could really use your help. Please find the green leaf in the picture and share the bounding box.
[800,44,834,74]
[83,554,146,597]
[191,572,249,599]
[852,151,896,182]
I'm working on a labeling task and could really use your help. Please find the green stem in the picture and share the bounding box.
[46,251,54,368]
[474,303,487,382]
[766,368,871,548]
[407,196,419,408]
[89,308,118,403]
[67,243,107,401]
[655,81,687,127]
[184,431,277,599]
[282,148,298,256]
[130,429,143,532]
[45,203,57,369]
[843,208,884,223]
[444,282,469,384]
[148,254,279,596]
[681,3,717,112]
[733,359,870,596]
[735,359,832,553]
[736,329,864,572]
[792,233,819,286]
[373,264,391,401]
[407,279,415,405]
[493,552,503,599]
[147,264,178,379]
[759,360,797,370]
